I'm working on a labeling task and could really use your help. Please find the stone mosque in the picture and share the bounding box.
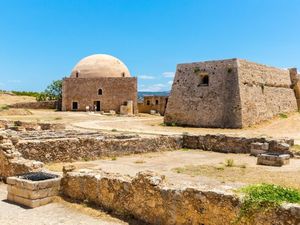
[62,54,137,114]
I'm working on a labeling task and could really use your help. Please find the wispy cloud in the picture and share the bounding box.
[162,72,175,78]
[168,80,173,85]
[139,83,167,92]
[138,75,155,80]
[7,79,21,83]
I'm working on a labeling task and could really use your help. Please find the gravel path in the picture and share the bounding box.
[0,183,128,225]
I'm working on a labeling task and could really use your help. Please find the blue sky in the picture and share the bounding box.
[0,0,299,92]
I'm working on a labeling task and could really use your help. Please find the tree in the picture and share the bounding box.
[44,79,63,100]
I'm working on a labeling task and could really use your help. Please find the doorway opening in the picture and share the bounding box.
[94,101,101,111]
[72,102,78,111]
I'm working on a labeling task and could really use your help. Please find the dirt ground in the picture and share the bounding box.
[0,183,139,225]
[1,109,300,143]
[46,150,300,190]
[0,93,36,105]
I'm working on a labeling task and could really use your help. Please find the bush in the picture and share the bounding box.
[237,184,300,221]
[279,113,288,119]
[225,158,234,167]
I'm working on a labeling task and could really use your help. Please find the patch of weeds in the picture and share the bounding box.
[180,148,190,152]
[182,132,189,136]
[236,184,300,222]
[239,164,247,169]
[134,160,145,164]
[111,156,117,161]
[0,104,9,111]
[54,117,62,120]
[111,129,118,132]
[214,165,225,171]
[194,67,200,73]
[279,113,288,119]
[225,158,234,167]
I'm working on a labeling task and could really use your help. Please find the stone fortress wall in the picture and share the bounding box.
[238,60,297,126]
[62,77,138,113]
[165,59,242,128]
[165,59,299,128]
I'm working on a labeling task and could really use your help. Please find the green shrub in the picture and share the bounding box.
[237,184,300,221]
[279,113,288,119]
[0,104,9,111]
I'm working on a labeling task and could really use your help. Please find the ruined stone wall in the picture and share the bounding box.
[183,134,294,154]
[9,101,57,109]
[164,59,242,128]
[238,60,298,126]
[62,170,300,225]
[16,135,182,163]
[138,96,168,115]
[62,77,138,114]
[0,132,44,178]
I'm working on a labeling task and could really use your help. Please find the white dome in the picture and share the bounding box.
[70,54,131,78]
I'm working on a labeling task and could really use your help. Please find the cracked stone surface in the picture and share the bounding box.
[0,183,128,225]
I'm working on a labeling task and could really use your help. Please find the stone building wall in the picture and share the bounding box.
[238,60,298,126]
[62,77,138,114]
[138,96,168,115]
[165,58,298,128]
[164,59,242,128]
[62,170,300,225]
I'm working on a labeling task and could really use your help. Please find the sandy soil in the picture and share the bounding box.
[1,109,299,143]
[0,93,36,105]
[0,183,133,225]
[46,150,300,190]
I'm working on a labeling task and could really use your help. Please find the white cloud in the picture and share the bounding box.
[162,72,175,78]
[168,80,173,85]
[138,75,155,80]
[139,83,167,92]
[7,79,21,83]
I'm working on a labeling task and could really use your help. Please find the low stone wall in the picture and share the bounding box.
[0,120,65,131]
[16,135,182,163]
[9,101,57,109]
[183,134,294,154]
[0,132,44,178]
[62,170,300,225]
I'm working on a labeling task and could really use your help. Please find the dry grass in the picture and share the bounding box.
[52,196,131,224]
[172,164,300,189]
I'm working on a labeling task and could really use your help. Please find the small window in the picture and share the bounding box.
[98,89,102,95]
[76,71,79,78]
[199,75,209,86]
[122,72,125,77]
[155,100,159,105]
[72,102,78,110]
[146,100,150,105]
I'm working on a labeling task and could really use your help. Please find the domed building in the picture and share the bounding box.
[62,54,137,114]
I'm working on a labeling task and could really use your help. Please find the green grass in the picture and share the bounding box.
[0,104,9,111]
[111,156,117,161]
[225,158,234,167]
[237,184,300,222]
[279,113,288,119]
[111,129,118,132]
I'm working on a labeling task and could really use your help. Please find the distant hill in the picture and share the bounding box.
[138,91,170,101]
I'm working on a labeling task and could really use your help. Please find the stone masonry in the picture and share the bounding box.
[165,59,298,128]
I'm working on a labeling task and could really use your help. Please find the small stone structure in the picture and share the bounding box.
[165,59,299,128]
[7,172,61,208]
[62,169,300,225]
[138,95,168,115]
[62,54,138,114]
[257,153,290,167]
[250,142,269,156]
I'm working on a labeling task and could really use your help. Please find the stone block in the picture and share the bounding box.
[250,142,269,156]
[257,153,290,167]
[7,193,54,208]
